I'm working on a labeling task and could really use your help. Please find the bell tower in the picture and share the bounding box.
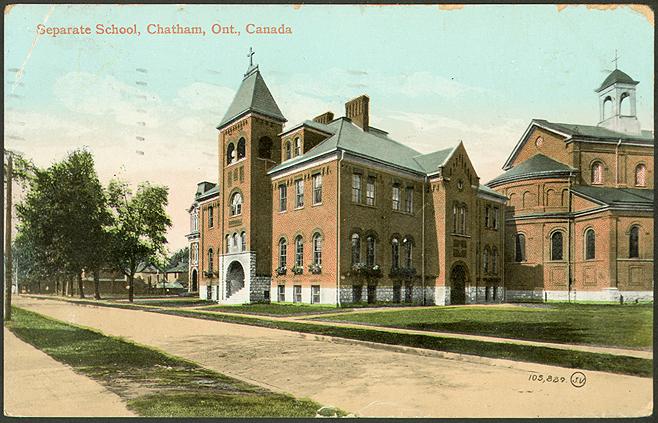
[215,48,286,303]
[595,63,641,135]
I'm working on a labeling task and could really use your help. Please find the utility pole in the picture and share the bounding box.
[4,154,13,321]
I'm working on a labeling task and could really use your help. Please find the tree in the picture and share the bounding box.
[16,149,109,299]
[168,246,189,267]
[4,150,35,321]
[107,180,171,302]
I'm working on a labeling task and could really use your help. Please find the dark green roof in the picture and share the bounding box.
[533,119,653,144]
[488,154,576,187]
[268,118,459,175]
[596,69,639,92]
[218,67,286,128]
[166,261,188,273]
[572,185,653,207]
[478,184,507,199]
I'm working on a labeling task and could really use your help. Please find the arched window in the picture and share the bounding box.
[391,238,400,270]
[207,206,214,228]
[230,192,242,216]
[278,238,287,268]
[620,92,631,115]
[312,233,322,266]
[295,235,304,267]
[591,161,604,185]
[285,141,292,160]
[225,235,230,253]
[294,137,302,156]
[603,96,613,119]
[258,137,272,159]
[351,233,361,265]
[403,238,413,268]
[452,204,458,233]
[635,164,647,187]
[585,229,595,260]
[550,231,564,261]
[482,247,490,273]
[207,248,214,272]
[240,231,247,252]
[492,248,498,274]
[226,143,235,165]
[232,233,239,250]
[366,236,376,267]
[629,226,639,258]
[515,234,526,262]
[237,138,246,160]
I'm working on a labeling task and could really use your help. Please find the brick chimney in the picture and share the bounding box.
[313,111,334,124]
[345,95,369,131]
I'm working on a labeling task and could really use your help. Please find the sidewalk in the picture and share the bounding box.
[4,328,135,417]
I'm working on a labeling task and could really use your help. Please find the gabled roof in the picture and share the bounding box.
[217,67,286,129]
[268,118,460,176]
[488,154,576,187]
[280,119,336,137]
[503,119,654,169]
[572,185,653,208]
[477,184,508,200]
[596,69,639,92]
[166,261,188,273]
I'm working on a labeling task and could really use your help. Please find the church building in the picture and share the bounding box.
[487,67,654,302]
[187,52,506,305]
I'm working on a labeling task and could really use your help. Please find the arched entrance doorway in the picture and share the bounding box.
[226,261,245,298]
[191,269,198,292]
[450,264,468,305]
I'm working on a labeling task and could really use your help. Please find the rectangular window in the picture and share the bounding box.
[295,179,304,208]
[493,207,499,229]
[293,285,302,303]
[352,174,362,203]
[392,185,401,210]
[208,206,214,228]
[277,285,285,302]
[311,285,320,304]
[405,187,414,213]
[366,177,376,206]
[484,206,490,228]
[279,184,287,212]
[312,174,322,205]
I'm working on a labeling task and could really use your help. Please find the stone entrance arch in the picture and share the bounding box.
[191,269,198,292]
[226,261,245,298]
[450,263,469,305]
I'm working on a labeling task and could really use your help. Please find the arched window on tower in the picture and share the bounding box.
[620,92,631,115]
[294,137,302,156]
[258,137,273,159]
[635,164,647,187]
[629,226,640,258]
[585,228,596,260]
[603,96,613,120]
[237,138,246,160]
[230,192,243,216]
[550,231,564,261]
[591,161,604,185]
[226,143,236,165]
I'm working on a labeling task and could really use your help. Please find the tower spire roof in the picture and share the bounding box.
[595,68,639,92]
[217,53,286,129]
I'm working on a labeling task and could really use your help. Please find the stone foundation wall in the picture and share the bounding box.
[506,288,654,303]
[250,276,271,302]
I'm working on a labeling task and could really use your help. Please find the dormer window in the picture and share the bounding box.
[294,137,302,156]
[591,161,604,185]
[285,141,292,160]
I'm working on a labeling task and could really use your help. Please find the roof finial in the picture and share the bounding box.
[248,47,255,67]
[612,49,620,70]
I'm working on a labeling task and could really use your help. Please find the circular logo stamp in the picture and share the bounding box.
[570,371,587,388]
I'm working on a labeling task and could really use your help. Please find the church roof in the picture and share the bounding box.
[572,185,653,209]
[268,118,459,176]
[488,153,577,187]
[217,67,286,129]
[596,69,639,92]
[533,119,654,144]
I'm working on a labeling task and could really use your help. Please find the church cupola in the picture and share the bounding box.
[595,65,641,135]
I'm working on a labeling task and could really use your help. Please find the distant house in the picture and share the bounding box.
[134,262,165,291]
[165,261,189,287]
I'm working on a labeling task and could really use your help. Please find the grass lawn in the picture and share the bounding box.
[130,298,215,308]
[6,307,333,417]
[312,303,653,349]
[200,302,341,316]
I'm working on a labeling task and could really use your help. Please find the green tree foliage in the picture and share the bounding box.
[168,246,189,267]
[107,180,171,302]
[16,149,111,298]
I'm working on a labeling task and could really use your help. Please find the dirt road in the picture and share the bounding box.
[12,297,652,418]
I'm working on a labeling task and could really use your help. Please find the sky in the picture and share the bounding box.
[4,4,654,252]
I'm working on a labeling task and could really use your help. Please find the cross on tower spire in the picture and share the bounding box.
[612,49,620,70]
[247,47,255,67]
